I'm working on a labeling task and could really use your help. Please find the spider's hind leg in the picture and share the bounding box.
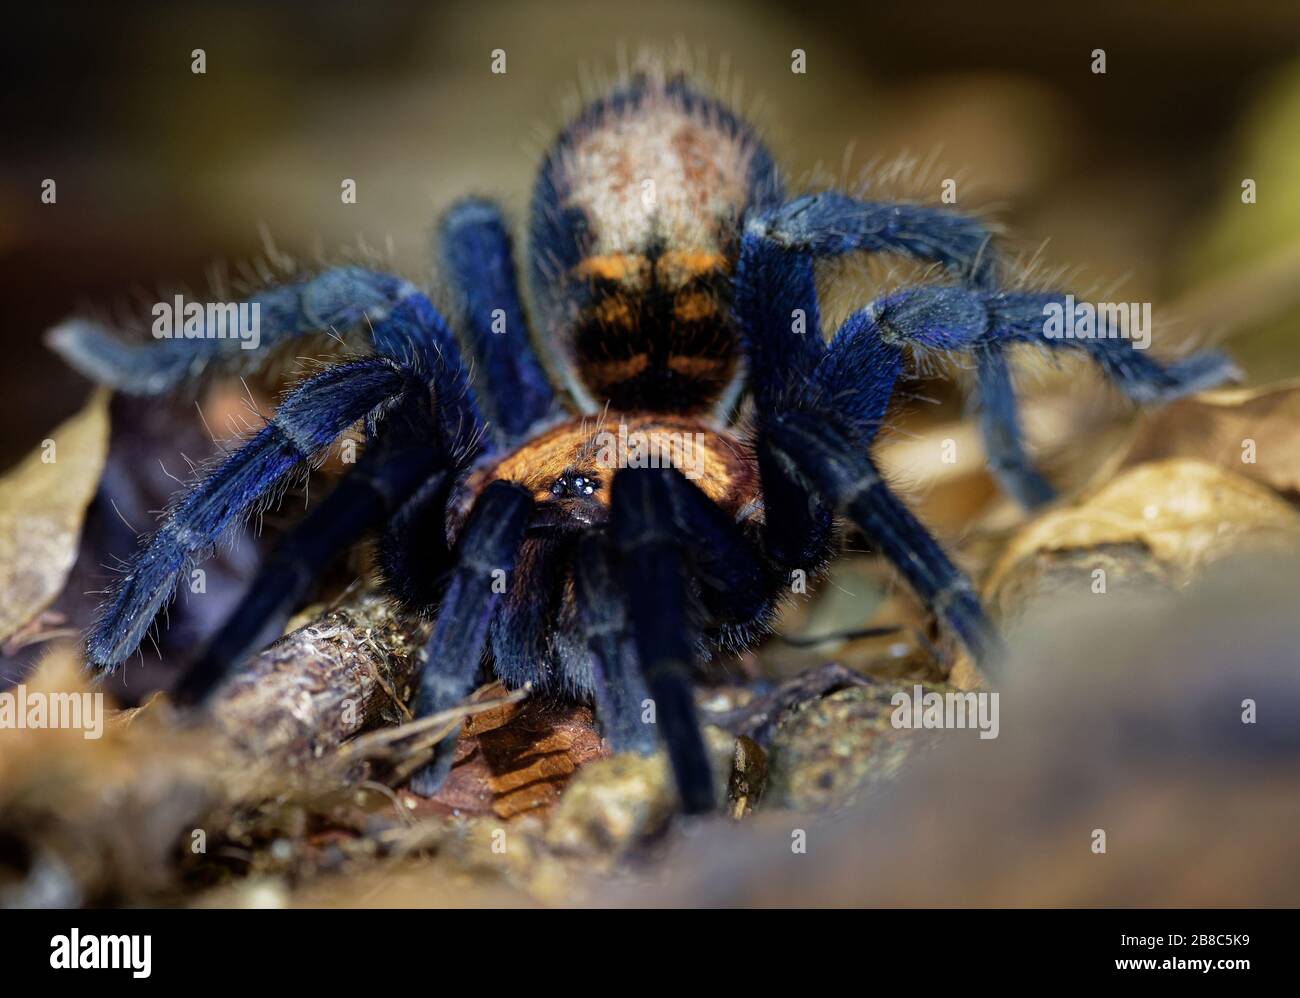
[743,193,1236,507]
[986,292,1239,403]
[438,198,559,445]
[48,266,424,394]
[971,344,1056,508]
[852,286,1236,504]
[747,191,1000,285]
[48,267,481,437]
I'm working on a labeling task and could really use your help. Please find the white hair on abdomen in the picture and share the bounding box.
[558,92,757,258]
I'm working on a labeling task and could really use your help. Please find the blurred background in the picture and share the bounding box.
[4,0,1300,468]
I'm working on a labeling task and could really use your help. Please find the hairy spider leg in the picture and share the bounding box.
[750,192,1000,284]
[764,411,1000,664]
[793,292,1119,659]
[729,219,825,413]
[572,535,656,754]
[438,198,559,445]
[478,534,568,692]
[964,287,1233,505]
[754,438,835,572]
[645,465,774,632]
[981,291,1238,402]
[609,467,718,814]
[374,468,458,615]
[47,267,484,445]
[797,297,1015,661]
[408,480,534,796]
[733,238,998,666]
[173,393,451,705]
[85,358,418,670]
[821,285,1235,411]
[745,191,1236,506]
[971,345,1054,507]
[731,231,837,570]
[574,462,774,764]
[48,266,433,394]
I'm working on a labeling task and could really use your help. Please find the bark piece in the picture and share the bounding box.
[206,588,432,766]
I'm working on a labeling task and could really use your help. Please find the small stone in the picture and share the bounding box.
[544,727,738,856]
[765,683,934,811]
[729,735,768,818]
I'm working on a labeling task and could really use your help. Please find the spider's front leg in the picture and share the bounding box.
[407,480,534,796]
[763,411,1000,663]
[48,267,482,435]
[173,392,452,705]
[735,249,1001,666]
[607,469,715,814]
[743,192,1237,507]
[572,536,656,755]
[598,466,776,813]
[84,358,420,671]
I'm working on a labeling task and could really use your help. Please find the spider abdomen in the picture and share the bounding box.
[529,73,783,415]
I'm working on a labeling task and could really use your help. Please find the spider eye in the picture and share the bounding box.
[550,474,601,499]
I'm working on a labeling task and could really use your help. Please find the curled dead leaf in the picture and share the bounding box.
[1117,379,1300,499]
[985,458,1300,617]
[0,390,110,644]
[417,683,609,821]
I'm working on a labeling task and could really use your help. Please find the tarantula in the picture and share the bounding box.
[49,72,1234,811]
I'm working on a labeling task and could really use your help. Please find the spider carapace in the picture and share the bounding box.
[49,69,1236,813]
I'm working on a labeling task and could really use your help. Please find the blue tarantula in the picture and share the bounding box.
[49,73,1234,811]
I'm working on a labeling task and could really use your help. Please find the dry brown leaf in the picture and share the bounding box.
[985,458,1300,611]
[1117,379,1300,499]
[415,682,609,821]
[0,390,109,643]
